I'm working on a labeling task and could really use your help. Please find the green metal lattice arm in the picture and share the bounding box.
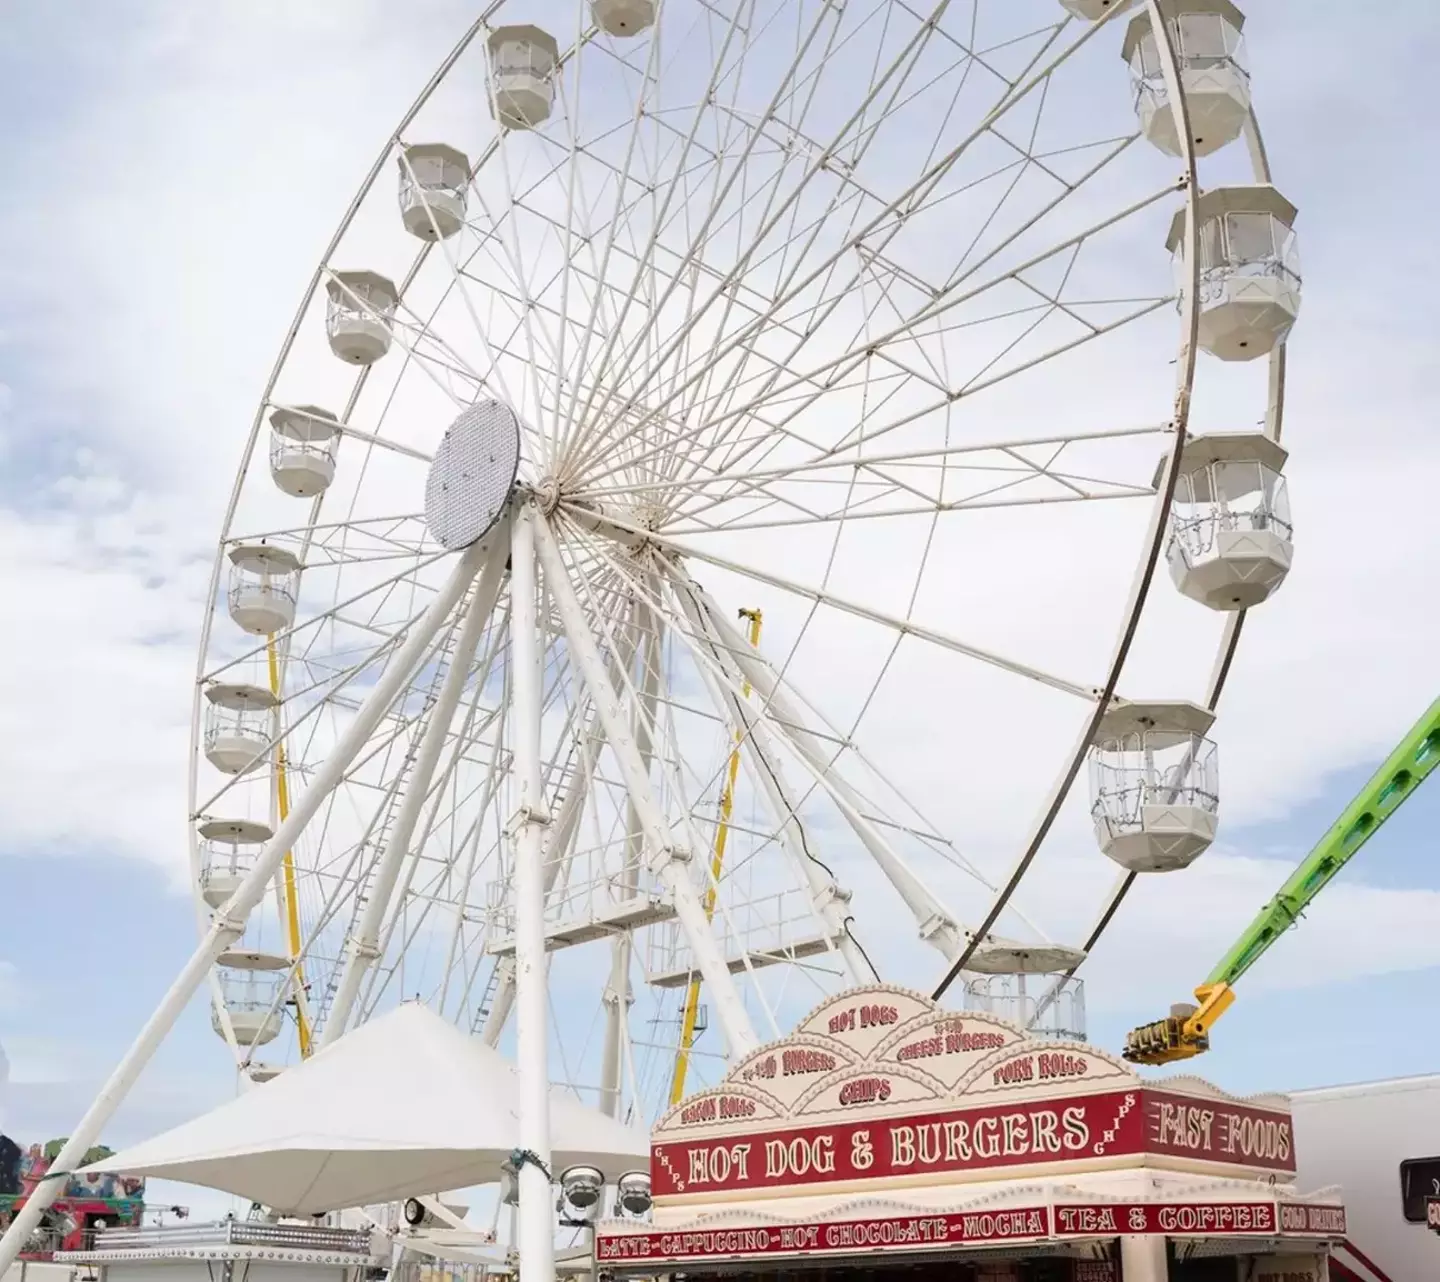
[1204,694,1440,989]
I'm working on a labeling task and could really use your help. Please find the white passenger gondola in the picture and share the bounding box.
[226,544,300,636]
[398,143,469,240]
[1165,431,1293,610]
[1124,0,1251,157]
[269,405,338,498]
[1090,700,1219,872]
[1169,185,1301,361]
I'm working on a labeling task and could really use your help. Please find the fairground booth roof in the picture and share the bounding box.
[596,984,1345,1273]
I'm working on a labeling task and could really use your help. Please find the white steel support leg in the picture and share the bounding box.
[0,536,490,1279]
[482,699,599,1045]
[533,514,759,1059]
[687,577,970,962]
[322,526,510,1046]
[508,501,556,1282]
[672,583,871,984]
[599,599,655,1116]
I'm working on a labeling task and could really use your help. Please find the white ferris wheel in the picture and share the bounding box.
[183,0,1302,1132]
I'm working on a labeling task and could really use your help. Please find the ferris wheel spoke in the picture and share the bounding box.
[202,546,452,690]
[663,575,872,983]
[195,612,456,819]
[563,0,838,459]
[569,0,930,476]
[579,502,1097,700]
[396,149,532,422]
[679,181,1179,485]
[565,9,1118,485]
[663,565,971,965]
[589,525,973,973]
[670,561,1047,933]
[574,423,1166,525]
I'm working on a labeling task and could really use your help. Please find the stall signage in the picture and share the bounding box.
[1277,1203,1346,1236]
[595,1206,1052,1263]
[1144,1090,1296,1173]
[677,1095,760,1127]
[1053,1202,1277,1237]
[596,1199,1344,1264]
[652,1090,1144,1194]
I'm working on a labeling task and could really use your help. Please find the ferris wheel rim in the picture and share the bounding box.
[1036,98,1290,1006]
[185,0,1283,1079]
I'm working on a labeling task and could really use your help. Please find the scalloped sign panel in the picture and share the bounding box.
[652,984,1296,1197]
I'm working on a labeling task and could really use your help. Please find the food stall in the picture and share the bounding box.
[596,985,1345,1282]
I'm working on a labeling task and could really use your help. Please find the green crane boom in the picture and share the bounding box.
[1124,694,1440,1065]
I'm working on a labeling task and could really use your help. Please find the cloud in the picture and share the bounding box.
[0,0,1436,1119]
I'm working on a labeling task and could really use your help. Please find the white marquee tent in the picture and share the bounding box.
[84,1003,650,1214]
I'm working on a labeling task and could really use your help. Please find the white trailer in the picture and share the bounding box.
[1289,1074,1440,1281]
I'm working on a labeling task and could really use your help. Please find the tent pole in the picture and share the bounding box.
[0,536,491,1280]
[509,500,556,1282]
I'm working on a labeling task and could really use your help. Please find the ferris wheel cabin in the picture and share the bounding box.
[487,26,560,131]
[226,543,300,635]
[398,142,470,240]
[196,817,272,910]
[592,0,657,37]
[1123,0,1251,157]
[1169,185,1301,362]
[211,963,286,1049]
[269,404,339,498]
[1165,432,1293,611]
[1089,701,1218,873]
[325,270,397,365]
[202,681,276,775]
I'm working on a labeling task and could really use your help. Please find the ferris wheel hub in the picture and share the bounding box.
[535,476,562,516]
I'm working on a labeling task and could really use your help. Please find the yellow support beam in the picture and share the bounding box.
[267,636,313,1059]
[669,608,761,1106]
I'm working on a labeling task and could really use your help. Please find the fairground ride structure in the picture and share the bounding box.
[0,0,1308,1277]
[1124,693,1440,1065]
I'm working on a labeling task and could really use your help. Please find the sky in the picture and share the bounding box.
[1,0,1439,1223]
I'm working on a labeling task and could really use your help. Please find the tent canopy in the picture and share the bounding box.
[85,1003,650,1214]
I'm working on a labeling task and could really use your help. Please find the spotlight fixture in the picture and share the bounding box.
[558,1165,606,1225]
[616,1170,652,1219]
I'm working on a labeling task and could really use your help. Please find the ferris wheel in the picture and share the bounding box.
[183,0,1302,1123]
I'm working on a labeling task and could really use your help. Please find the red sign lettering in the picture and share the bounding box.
[678,1095,758,1126]
[1054,1202,1278,1236]
[1278,1204,1347,1236]
[782,1048,837,1076]
[838,1077,892,1106]
[653,1091,1140,1194]
[827,1005,900,1037]
[1144,1090,1295,1172]
[596,1208,1051,1263]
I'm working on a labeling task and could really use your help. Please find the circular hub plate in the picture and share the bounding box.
[424,400,521,550]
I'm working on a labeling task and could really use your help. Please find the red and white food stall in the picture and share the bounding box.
[596,985,1346,1282]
